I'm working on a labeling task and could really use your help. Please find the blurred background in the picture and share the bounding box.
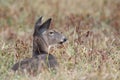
[0,0,120,80]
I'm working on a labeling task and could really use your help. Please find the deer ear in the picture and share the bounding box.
[35,16,42,29]
[39,18,52,33]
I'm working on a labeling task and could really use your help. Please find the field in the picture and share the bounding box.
[0,0,120,80]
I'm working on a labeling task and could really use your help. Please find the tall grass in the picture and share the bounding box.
[0,0,120,80]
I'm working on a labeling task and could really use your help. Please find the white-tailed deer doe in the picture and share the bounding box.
[12,17,67,74]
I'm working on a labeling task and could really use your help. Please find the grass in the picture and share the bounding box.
[0,0,120,80]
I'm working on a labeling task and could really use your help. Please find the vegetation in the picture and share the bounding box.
[0,0,120,80]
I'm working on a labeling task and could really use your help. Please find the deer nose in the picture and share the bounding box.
[63,38,67,42]
[59,38,67,44]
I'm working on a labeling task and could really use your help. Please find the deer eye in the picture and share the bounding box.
[49,31,54,35]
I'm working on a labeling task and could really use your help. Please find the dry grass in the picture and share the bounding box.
[0,0,120,80]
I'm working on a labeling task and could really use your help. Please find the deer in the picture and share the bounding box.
[11,17,67,75]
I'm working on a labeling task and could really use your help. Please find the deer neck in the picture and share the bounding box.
[33,36,49,57]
